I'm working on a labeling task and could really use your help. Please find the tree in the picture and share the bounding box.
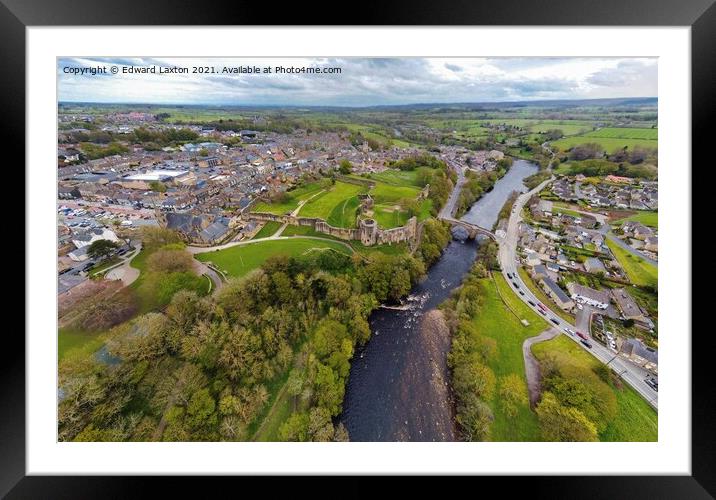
[456,392,494,441]
[278,412,310,441]
[499,374,529,418]
[338,159,352,175]
[146,248,195,274]
[87,239,119,261]
[536,392,598,442]
[149,180,167,193]
[185,388,217,439]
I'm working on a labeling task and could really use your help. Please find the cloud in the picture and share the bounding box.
[57,57,657,106]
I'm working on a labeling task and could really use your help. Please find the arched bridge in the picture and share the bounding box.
[440,217,496,240]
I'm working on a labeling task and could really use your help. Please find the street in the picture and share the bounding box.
[495,175,658,409]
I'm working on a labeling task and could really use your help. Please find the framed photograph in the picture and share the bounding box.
[7,0,710,495]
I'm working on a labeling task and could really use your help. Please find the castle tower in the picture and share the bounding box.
[359,218,378,246]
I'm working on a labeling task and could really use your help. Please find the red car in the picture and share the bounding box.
[576,331,589,341]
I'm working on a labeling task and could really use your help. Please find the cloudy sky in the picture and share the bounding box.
[58,57,657,107]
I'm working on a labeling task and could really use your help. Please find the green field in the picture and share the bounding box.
[552,135,658,153]
[606,239,658,287]
[468,274,547,441]
[326,195,361,228]
[531,335,657,441]
[584,127,658,140]
[252,182,325,215]
[298,181,366,224]
[252,221,282,239]
[195,238,352,278]
[615,210,658,228]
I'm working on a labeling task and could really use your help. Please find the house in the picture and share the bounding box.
[541,277,575,310]
[71,227,120,249]
[644,236,658,253]
[198,218,231,243]
[567,283,610,309]
[68,245,90,262]
[619,338,658,373]
[578,213,598,229]
[584,257,607,274]
[530,199,553,219]
[611,288,653,329]
[524,251,541,267]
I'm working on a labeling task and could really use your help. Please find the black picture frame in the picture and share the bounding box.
[5,0,709,495]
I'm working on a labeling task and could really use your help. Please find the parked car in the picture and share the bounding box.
[506,272,512,279]
[580,339,593,349]
[645,378,658,392]
[576,331,589,340]
[512,282,519,289]
[550,318,559,325]
[528,300,536,306]
[565,328,576,336]
[519,290,525,296]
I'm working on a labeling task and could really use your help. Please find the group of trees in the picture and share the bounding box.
[416,219,452,267]
[557,159,657,180]
[59,224,440,442]
[535,354,618,442]
[455,169,503,218]
[441,244,505,441]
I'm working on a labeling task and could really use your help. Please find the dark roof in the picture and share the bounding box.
[542,277,571,304]
[621,338,658,364]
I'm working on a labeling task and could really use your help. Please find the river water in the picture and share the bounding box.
[341,159,538,441]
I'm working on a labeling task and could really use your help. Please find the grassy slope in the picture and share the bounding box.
[552,136,657,153]
[606,239,658,287]
[298,182,366,222]
[252,221,282,239]
[470,274,546,441]
[531,334,657,441]
[195,238,352,278]
[614,211,658,228]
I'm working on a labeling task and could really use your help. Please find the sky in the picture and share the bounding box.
[58,57,657,107]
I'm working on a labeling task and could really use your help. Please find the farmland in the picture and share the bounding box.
[552,127,658,152]
[195,238,352,278]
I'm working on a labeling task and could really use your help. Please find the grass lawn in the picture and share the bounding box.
[58,326,107,362]
[606,239,658,287]
[281,224,341,240]
[531,334,657,441]
[130,249,210,314]
[372,203,410,229]
[517,267,576,323]
[468,274,547,441]
[584,127,658,141]
[614,210,658,228]
[252,221,282,239]
[326,195,361,228]
[297,181,366,223]
[195,238,352,278]
[252,182,325,215]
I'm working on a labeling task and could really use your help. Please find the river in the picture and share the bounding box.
[341,159,538,441]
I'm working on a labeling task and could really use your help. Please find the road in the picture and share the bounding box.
[439,159,466,220]
[494,175,658,409]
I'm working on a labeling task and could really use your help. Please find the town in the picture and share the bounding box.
[58,94,658,444]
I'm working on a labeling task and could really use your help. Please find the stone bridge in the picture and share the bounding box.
[441,217,496,240]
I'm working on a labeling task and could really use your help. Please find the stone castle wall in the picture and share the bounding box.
[247,211,418,247]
